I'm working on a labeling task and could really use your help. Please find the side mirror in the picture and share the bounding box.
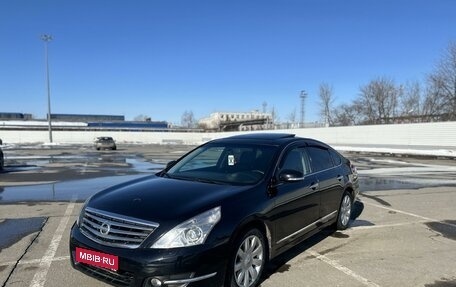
[279,169,304,182]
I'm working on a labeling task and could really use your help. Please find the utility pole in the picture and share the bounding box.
[300,90,307,128]
[262,101,267,113]
[41,34,53,143]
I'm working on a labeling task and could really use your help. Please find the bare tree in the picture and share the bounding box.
[426,42,456,120]
[400,81,422,117]
[357,77,403,124]
[270,106,279,128]
[421,83,447,120]
[287,108,297,128]
[181,110,195,128]
[318,83,335,126]
[332,103,363,126]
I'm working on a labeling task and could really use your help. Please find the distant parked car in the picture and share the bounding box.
[94,137,117,150]
[70,133,359,287]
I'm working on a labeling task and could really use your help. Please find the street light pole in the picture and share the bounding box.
[41,34,53,143]
[300,90,307,128]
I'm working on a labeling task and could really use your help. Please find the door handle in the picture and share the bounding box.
[310,183,319,190]
[337,175,343,181]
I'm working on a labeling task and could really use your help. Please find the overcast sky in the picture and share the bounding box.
[1,0,455,124]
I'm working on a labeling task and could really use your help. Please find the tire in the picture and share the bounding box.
[336,191,353,230]
[227,229,267,287]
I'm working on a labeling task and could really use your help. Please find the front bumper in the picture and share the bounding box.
[69,223,228,287]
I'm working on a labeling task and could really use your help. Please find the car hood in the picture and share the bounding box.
[87,175,250,224]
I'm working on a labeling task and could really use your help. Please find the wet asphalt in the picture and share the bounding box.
[0,144,456,286]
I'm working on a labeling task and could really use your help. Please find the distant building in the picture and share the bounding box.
[87,121,169,129]
[199,111,273,131]
[0,112,33,120]
[50,113,125,122]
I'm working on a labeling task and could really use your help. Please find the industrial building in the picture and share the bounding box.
[50,113,125,122]
[0,112,33,120]
[198,111,273,131]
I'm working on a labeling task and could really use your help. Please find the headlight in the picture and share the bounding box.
[151,206,221,249]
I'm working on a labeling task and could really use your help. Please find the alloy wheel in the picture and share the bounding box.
[233,234,264,287]
[340,194,352,227]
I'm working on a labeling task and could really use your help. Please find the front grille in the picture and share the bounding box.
[80,207,158,248]
[77,261,134,287]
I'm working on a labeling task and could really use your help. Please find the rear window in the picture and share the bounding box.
[329,149,342,166]
[306,146,333,172]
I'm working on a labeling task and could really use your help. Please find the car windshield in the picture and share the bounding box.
[166,143,278,185]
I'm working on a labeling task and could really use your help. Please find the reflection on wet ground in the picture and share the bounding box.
[355,156,456,192]
[359,175,456,192]
[425,220,456,241]
[2,147,456,204]
[0,148,167,202]
[360,177,426,191]
[0,175,149,203]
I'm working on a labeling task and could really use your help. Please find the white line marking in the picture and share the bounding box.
[29,201,76,287]
[363,202,456,229]
[306,249,381,287]
[349,221,428,231]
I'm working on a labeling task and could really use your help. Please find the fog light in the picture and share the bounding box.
[150,278,163,287]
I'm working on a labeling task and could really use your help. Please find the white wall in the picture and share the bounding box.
[1,121,455,148]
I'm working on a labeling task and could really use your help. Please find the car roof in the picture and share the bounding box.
[225,133,295,140]
[209,133,332,149]
[209,133,297,146]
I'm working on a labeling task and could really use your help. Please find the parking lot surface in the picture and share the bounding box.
[0,144,455,287]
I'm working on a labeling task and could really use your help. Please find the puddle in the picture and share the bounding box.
[360,193,391,206]
[331,232,349,239]
[425,220,456,241]
[276,264,291,273]
[0,217,47,251]
[126,158,164,173]
[360,175,456,192]
[319,242,349,255]
[360,177,426,191]
[0,174,149,203]
[2,164,40,172]
[424,278,456,287]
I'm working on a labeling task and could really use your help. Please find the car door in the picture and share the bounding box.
[306,145,344,219]
[270,145,320,247]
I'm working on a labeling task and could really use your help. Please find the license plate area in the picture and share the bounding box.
[75,247,119,271]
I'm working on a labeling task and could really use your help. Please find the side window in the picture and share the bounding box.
[329,149,342,166]
[280,148,312,175]
[306,146,333,172]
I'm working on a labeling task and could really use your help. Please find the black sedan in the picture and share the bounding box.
[70,133,359,287]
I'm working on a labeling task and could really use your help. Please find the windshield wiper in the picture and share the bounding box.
[193,177,229,185]
[157,170,172,178]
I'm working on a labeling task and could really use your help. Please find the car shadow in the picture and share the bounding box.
[259,200,365,284]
